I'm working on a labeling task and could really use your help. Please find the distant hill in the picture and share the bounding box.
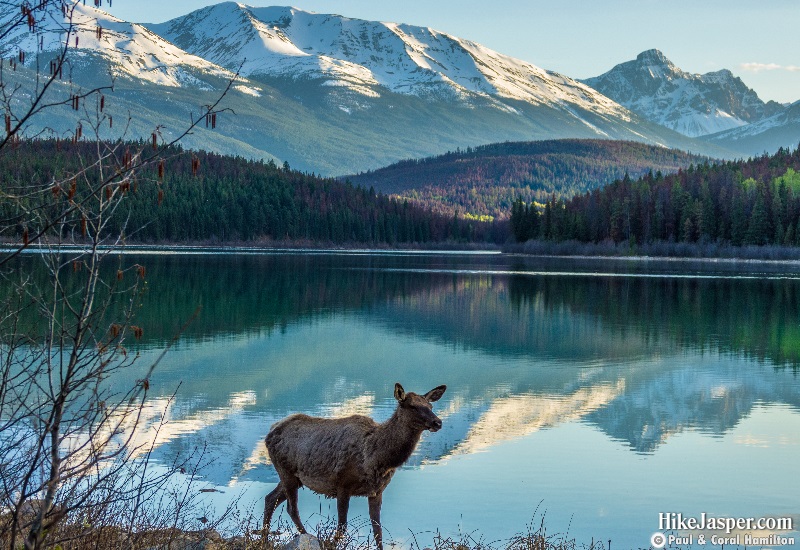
[510,144,800,247]
[346,139,712,219]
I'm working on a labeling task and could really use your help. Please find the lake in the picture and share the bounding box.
[26,250,800,548]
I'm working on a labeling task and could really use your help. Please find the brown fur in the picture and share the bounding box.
[263,383,446,549]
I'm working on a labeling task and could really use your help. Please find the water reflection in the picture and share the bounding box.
[124,254,800,369]
[6,252,800,546]
[79,253,797,466]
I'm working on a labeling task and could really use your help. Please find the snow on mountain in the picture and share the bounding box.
[712,100,800,139]
[2,3,735,174]
[705,100,800,156]
[148,3,630,121]
[4,2,258,91]
[583,49,785,138]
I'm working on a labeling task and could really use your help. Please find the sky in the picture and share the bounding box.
[104,0,800,104]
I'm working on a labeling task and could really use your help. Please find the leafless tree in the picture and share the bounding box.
[0,1,236,548]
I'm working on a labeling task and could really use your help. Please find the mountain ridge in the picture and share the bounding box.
[149,3,625,110]
[7,2,252,88]
[583,48,786,138]
[705,100,800,155]
[3,3,788,174]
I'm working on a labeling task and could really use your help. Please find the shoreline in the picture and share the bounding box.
[0,238,499,256]
[502,239,800,263]
[5,239,800,265]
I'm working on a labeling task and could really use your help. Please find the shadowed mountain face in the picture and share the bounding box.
[706,100,800,156]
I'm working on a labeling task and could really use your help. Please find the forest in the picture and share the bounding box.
[0,140,503,245]
[8,139,800,251]
[348,139,710,219]
[510,145,800,247]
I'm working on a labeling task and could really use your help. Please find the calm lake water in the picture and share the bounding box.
[24,250,800,548]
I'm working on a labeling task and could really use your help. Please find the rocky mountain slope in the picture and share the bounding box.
[705,100,800,155]
[583,49,785,138]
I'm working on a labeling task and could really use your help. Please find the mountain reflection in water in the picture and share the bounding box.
[63,253,795,468]
[6,251,800,546]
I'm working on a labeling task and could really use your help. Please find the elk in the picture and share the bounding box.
[263,383,447,549]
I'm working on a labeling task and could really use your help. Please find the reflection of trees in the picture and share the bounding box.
[137,254,461,344]
[14,253,798,370]
[373,271,800,454]
[21,252,793,483]
[499,274,800,452]
[507,274,800,368]
[2,253,452,346]
[380,275,660,363]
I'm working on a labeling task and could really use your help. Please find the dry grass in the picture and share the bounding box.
[402,513,607,550]
[3,502,607,550]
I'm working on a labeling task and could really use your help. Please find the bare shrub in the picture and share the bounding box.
[0,1,235,548]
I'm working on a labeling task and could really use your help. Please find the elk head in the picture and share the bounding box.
[394,382,446,432]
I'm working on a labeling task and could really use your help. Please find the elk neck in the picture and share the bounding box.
[369,406,425,470]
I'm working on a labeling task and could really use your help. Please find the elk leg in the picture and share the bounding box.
[284,479,306,534]
[263,482,287,537]
[336,494,350,539]
[368,493,383,550]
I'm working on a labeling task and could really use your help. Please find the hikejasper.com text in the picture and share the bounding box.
[659,512,793,534]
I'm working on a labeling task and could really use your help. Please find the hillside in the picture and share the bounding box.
[347,139,712,219]
[510,145,800,247]
[0,141,500,245]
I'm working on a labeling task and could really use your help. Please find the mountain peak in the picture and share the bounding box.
[583,50,781,137]
[636,49,670,65]
[148,2,627,112]
[632,49,681,79]
[4,1,241,88]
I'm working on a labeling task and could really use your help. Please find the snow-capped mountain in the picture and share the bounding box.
[583,49,785,138]
[4,2,257,89]
[2,3,734,174]
[149,3,625,115]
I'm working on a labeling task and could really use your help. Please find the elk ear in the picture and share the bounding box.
[424,385,447,402]
[394,383,405,402]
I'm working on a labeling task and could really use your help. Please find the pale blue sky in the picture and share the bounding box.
[107,0,800,103]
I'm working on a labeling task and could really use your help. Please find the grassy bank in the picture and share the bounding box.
[1,515,605,550]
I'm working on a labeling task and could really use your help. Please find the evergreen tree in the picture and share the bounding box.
[746,186,771,245]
